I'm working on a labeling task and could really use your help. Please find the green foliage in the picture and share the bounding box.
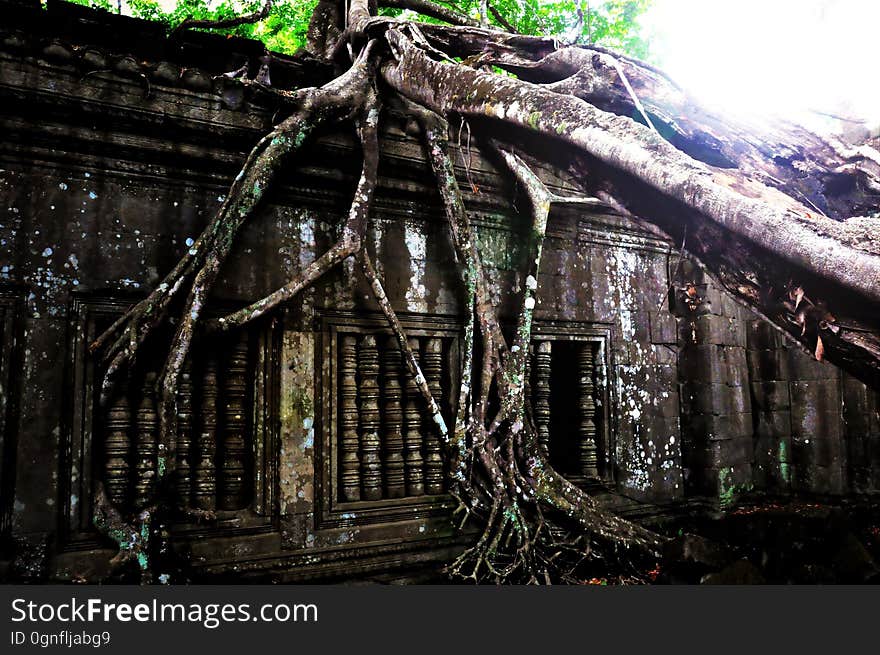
[382,0,653,59]
[63,0,650,58]
[66,0,320,54]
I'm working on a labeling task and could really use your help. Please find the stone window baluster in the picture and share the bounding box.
[219,334,249,510]
[194,354,218,511]
[533,340,552,453]
[103,393,131,509]
[423,338,444,495]
[339,334,361,501]
[382,336,406,499]
[134,372,158,508]
[403,337,425,497]
[576,342,599,478]
[358,334,383,501]
[176,363,194,511]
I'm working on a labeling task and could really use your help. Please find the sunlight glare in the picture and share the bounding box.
[642,0,880,134]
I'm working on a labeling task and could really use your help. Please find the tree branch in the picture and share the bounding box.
[415,111,509,430]
[173,0,273,35]
[359,251,449,438]
[488,3,518,34]
[379,0,480,27]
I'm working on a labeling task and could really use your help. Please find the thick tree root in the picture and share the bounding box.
[91,482,154,583]
[405,100,666,581]
[89,49,379,580]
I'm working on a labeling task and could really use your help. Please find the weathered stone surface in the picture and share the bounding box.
[791,458,845,495]
[651,342,678,365]
[750,381,791,411]
[684,437,753,471]
[663,533,731,578]
[746,347,791,381]
[700,559,766,585]
[684,412,753,442]
[688,314,747,348]
[791,432,845,471]
[753,433,792,489]
[754,409,792,439]
[746,318,784,351]
[649,310,678,345]
[680,382,752,417]
[787,346,838,381]
[679,343,747,383]
[790,380,843,442]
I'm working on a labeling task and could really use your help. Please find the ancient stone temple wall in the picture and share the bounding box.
[672,260,880,503]
[1,2,878,582]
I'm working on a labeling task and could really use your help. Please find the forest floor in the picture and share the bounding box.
[653,498,880,584]
[350,498,880,585]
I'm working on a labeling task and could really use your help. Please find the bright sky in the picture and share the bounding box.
[641,0,880,132]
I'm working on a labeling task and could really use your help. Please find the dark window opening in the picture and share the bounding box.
[530,338,610,484]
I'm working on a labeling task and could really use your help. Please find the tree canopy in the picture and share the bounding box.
[64,0,653,58]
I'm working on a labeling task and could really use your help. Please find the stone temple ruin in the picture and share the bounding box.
[1,1,879,582]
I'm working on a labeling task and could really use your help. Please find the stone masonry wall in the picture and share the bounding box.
[676,259,880,503]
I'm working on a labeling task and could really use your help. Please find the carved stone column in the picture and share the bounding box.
[134,372,158,508]
[358,335,383,501]
[104,393,131,508]
[176,364,194,511]
[403,337,425,497]
[194,353,218,511]
[533,340,552,452]
[576,342,599,479]
[423,338,444,495]
[382,336,406,498]
[339,334,361,501]
[219,334,249,510]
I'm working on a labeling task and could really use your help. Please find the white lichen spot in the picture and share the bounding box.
[403,222,428,312]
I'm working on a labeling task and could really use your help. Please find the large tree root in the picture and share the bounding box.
[89,48,380,581]
[91,482,154,582]
[435,138,662,583]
